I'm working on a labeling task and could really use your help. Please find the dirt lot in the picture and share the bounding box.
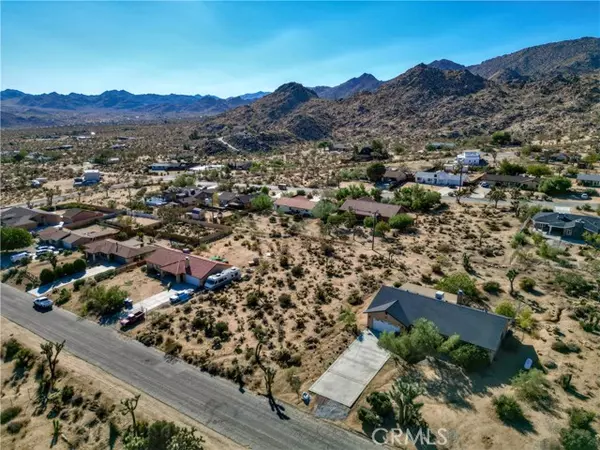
[0,318,242,450]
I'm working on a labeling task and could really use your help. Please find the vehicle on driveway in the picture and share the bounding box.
[33,296,54,310]
[10,252,32,263]
[581,193,589,200]
[169,289,194,304]
[480,182,490,188]
[120,310,145,328]
[204,267,241,291]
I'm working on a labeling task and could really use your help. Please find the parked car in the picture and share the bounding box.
[169,289,194,304]
[10,252,31,263]
[33,296,53,310]
[480,182,490,188]
[581,193,589,200]
[204,267,242,291]
[119,310,145,328]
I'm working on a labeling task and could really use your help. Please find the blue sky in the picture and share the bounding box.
[2,2,598,97]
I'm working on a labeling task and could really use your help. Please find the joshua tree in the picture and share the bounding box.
[507,269,519,295]
[388,379,425,427]
[40,340,66,389]
[120,394,141,434]
[339,307,358,335]
[488,187,507,208]
[254,342,277,399]
[462,253,473,273]
[47,252,58,270]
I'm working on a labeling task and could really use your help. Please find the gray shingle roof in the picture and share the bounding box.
[532,212,600,233]
[365,286,510,352]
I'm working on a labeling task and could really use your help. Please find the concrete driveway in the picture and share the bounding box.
[131,283,195,313]
[28,263,119,296]
[310,329,390,408]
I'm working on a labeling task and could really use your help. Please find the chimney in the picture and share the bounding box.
[456,289,465,305]
[185,257,190,272]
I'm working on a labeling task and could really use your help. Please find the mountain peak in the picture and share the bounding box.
[312,73,382,100]
[427,59,466,71]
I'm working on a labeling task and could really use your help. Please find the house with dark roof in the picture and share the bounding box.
[577,173,600,187]
[532,212,600,240]
[482,174,540,190]
[340,198,404,221]
[381,168,408,187]
[364,286,511,360]
[38,228,71,246]
[84,239,157,264]
[61,208,104,224]
[274,196,316,216]
[145,247,230,287]
[1,207,61,230]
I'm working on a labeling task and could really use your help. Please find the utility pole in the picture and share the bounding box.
[371,211,379,251]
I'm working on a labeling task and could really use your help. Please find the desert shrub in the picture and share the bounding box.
[73,278,86,291]
[389,214,414,231]
[366,392,393,417]
[378,319,443,363]
[495,301,517,318]
[2,338,23,361]
[290,265,304,278]
[511,369,550,403]
[493,394,524,423]
[164,337,182,356]
[213,322,229,340]
[84,285,127,316]
[56,288,72,305]
[511,231,527,248]
[551,340,581,354]
[72,258,87,273]
[278,294,293,308]
[39,268,55,285]
[560,428,598,450]
[321,242,335,256]
[0,406,22,424]
[483,281,501,294]
[357,407,381,427]
[147,420,179,450]
[246,291,261,308]
[516,307,536,331]
[519,277,536,292]
[568,407,596,430]
[554,272,594,297]
[347,290,362,306]
[61,385,75,403]
[449,344,490,372]
[14,347,35,369]
[6,420,26,434]
[94,269,116,282]
[62,262,75,276]
[363,216,374,228]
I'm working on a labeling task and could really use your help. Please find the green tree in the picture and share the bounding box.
[560,428,598,450]
[311,200,338,220]
[39,268,55,285]
[538,176,572,195]
[251,194,273,212]
[0,227,33,251]
[511,369,550,403]
[506,269,518,295]
[526,164,552,177]
[493,394,525,423]
[167,426,205,450]
[378,319,444,363]
[498,160,526,176]
[84,285,128,316]
[339,307,358,334]
[393,184,441,212]
[449,344,490,372]
[286,368,302,400]
[388,379,425,427]
[487,187,507,208]
[388,214,414,231]
[435,273,479,301]
[366,163,386,182]
[568,407,596,430]
[374,221,390,237]
[491,131,511,146]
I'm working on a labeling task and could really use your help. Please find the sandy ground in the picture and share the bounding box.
[0,317,243,450]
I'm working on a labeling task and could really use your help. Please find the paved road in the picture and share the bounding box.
[1,284,377,450]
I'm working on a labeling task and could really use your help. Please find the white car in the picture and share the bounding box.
[581,193,589,200]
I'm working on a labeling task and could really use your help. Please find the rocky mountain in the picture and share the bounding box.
[427,59,466,71]
[237,91,270,101]
[311,73,382,100]
[468,37,600,79]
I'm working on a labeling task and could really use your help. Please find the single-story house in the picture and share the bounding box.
[84,239,157,264]
[365,285,511,360]
[61,208,104,224]
[577,173,600,187]
[456,151,481,166]
[145,247,230,286]
[339,198,403,221]
[1,207,61,230]
[532,212,600,240]
[274,196,317,216]
[416,170,467,187]
[481,174,539,190]
[218,192,256,209]
[37,228,72,246]
[60,226,120,249]
[227,161,253,171]
[398,282,460,304]
[381,168,408,186]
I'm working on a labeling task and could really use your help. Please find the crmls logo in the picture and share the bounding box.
[371,428,449,446]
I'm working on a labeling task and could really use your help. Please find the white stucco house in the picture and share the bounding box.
[416,170,467,186]
[456,151,481,166]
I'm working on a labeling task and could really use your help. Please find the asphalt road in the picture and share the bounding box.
[1,284,377,450]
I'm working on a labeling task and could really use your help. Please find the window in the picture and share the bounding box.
[565,229,572,236]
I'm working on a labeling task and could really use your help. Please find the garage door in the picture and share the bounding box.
[372,319,401,334]
[184,274,201,286]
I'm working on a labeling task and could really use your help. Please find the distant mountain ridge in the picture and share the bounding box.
[2,36,598,129]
